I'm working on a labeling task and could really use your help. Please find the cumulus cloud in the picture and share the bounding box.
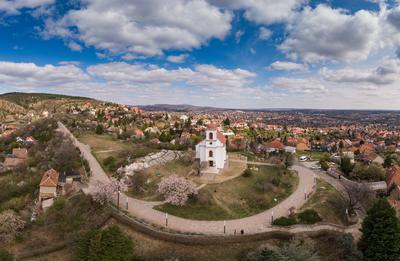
[42,0,232,57]
[210,0,305,24]
[167,54,189,63]
[387,6,400,31]
[268,61,307,71]
[271,77,326,94]
[320,58,400,85]
[279,4,381,62]
[87,62,255,91]
[0,61,89,88]
[0,0,54,14]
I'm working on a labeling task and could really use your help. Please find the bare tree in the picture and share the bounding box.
[342,181,374,215]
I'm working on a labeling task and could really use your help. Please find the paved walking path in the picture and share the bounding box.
[58,122,354,236]
[230,159,275,166]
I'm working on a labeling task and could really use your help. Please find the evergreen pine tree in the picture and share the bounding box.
[359,199,400,261]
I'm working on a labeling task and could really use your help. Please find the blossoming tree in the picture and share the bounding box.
[0,210,25,243]
[92,179,128,205]
[157,175,198,206]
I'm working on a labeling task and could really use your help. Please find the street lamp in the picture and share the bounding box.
[271,210,274,224]
[117,186,121,211]
[224,220,226,234]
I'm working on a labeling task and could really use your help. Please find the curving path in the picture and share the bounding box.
[59,122,318,235]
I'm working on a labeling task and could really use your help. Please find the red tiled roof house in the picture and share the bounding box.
[39,169,60,200]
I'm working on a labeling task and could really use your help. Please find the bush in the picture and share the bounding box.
[243,244,280,261]
[271,176,281,186]
[242,169,252,177]
[95,124,104,135]
[75,226,134,261]
[273,216,298,226]
[0,249,13,261]
[103,156,117,172]
[320,160,329,171]
[53,197,66,211]
[336,233,363,261]
[297,209,322,224]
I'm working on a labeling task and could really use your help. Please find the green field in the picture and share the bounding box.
[78,133,157,175]
[155,165,299,220]
[300,178,348,225]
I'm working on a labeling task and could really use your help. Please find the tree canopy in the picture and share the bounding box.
[359,199,400,261]
[75,226,134,261]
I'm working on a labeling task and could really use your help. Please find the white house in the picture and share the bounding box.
[195,124,227,172]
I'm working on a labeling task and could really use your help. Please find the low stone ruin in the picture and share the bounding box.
[118,149,184,176]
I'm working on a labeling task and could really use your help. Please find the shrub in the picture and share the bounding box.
[277,239,319,261]
[75,226,133,261]
[95,124,104,135]
[103,156,115,166]
[297,209,322,224]
[271,176,281,186]
[336,233,363,261]
[0,249,13,261]
[242,169,252,177]
[320,160,329,171]
[53,197,66,211]
[272,216,298,226]
[243,244,280,261]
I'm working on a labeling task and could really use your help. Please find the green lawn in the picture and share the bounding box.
[300,178,348,225]
[155,165,299,220]
[78,134,133,160]
[78,133,157,175]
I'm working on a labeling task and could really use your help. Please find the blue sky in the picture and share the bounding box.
[0,0,400,109]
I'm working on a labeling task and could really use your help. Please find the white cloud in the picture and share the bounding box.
[67,41,82,52]
[0,0,54,14]
[320,58,400,85]
[279,4,381,63]
[0,61,89,87]
[87,62,255,91]
[387,6,400,31]
[271,77,326,94]
[43,0,232,57]
[121,53,136,61]
[269,61,307,71]
[259,27,272,40]
[210,0,305,24]
[166,54,189,63]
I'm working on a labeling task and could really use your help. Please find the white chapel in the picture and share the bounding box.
[195,123,227,172]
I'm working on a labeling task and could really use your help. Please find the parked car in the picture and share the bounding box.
[299,155,308,162]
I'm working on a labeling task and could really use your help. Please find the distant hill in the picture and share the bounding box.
[138,104,296,112]
[138,104,233,112]
[0,92,93,108]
